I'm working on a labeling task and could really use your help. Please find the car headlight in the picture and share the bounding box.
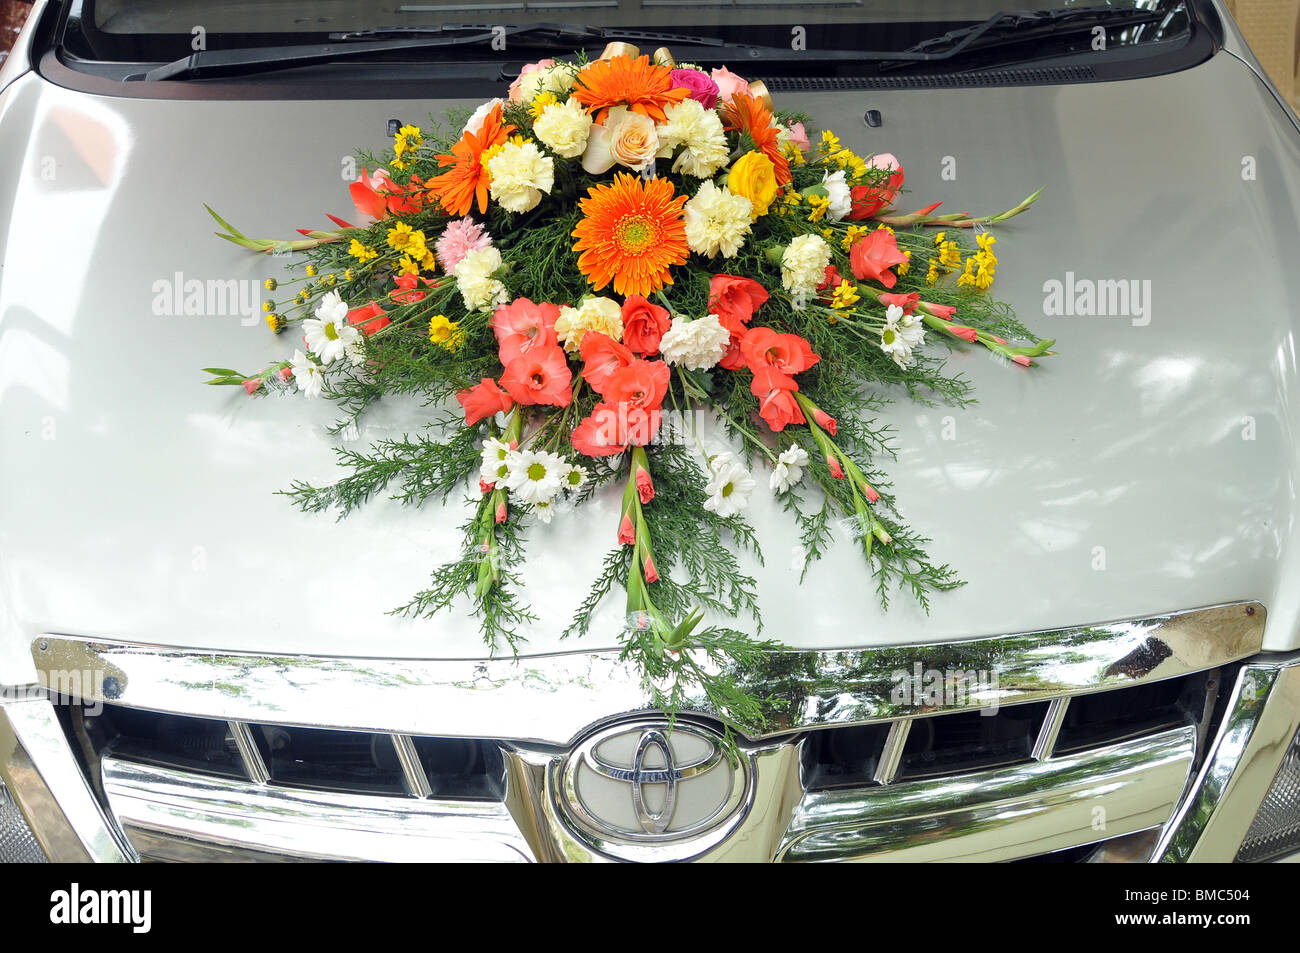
[0,777,47,863]
[1236,725,1300,862]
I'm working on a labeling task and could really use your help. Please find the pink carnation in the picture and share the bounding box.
[435,217,492,272]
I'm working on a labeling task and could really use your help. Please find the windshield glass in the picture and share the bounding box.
[66,0,1193,69]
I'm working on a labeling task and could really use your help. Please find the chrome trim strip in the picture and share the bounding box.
[779,726,1197,863]
[1032,698,1071,762]
[391,734,434,799]
[101,756,532,863]
[1153,655,1300,862]
[228,721,270,786]
[872,720,910,784]
[0,697,133,862]
[29,602,1266,745]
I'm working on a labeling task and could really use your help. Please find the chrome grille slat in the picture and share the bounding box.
[390,734,433,799]
[872,720,910,785]
[227,721,269,785]
[1032,698,1071,762]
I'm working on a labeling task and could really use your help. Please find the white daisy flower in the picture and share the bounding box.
[703,451,756,518]
[561,462,589,494]
[505,449,567,505]
[770,444,811,493]
[302,290,360,365]
[480,437,516,486]
[533,500,556,524]
[290,350,324,399]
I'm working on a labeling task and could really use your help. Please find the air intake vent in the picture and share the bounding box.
[897,701,1049,781]
[760,66,1096,92]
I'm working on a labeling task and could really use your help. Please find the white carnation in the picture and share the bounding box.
[655,99,730,178]
[532,98,593,158]
[823,170,852,221]
[781,234,832,303]
[454,246,509,313]
[770,444,810,493]
[659,314,731,371]
[487,140,554,213]
[683,182,753,259]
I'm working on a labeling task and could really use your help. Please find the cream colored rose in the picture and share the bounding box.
[582,106,660,175]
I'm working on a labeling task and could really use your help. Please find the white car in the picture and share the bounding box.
[0,0,1297,863]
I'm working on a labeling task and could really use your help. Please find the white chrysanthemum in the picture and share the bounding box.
[684,182,753,259]
[301,290,360,365]
[505,449,567,505]
[487,141,554,213]
[555,296,623,355]
[823,170,852,222]
[898,309,927,349]
[781,234,832,302]
[454,246,509,313]
[880,305,916,368]
[770,444,811,493]
[290,350,324,399]
[659,314,731,371]
[703,451,756,518]
[561,462,589,493]
[463,98,504,138]
[655,99,730,178]
[480,437,515,486]
[532,499,556,523]
[533,98,593,158]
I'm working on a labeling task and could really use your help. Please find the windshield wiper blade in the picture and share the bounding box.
[126,23,617,82]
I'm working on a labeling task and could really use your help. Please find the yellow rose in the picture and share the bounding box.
[728,151,778,219]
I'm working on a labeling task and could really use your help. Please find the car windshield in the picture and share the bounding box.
[63,0,1193,72]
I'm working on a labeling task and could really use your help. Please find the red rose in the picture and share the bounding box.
[740,327,820,376]
[347,300,390,335]
[850,230,908,289]
[708,274,769,336]
[456,377,514,427]
[621,295,671,357]
[750,368,805,432]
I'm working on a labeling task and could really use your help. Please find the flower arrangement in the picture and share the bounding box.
[204,48,1052,728]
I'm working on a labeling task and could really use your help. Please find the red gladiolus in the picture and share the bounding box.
[635,467,655,504]
[456,377,514,427]
[643,555,659,584]
[492,297,559,346]
[571,402,662,456]
[579,332,635,397]
[618,513,636,545]
[813,408,837,435]
[347,300,390,335]
[708,274,770,336]
[1013,355,1033,367]
[817,264,844,294]
[750,368,805,433]
[383,175,425,216]
[500,346,573,407]
[391,273,436,304]
[621,295,671,356]
[879,291,920,315]
[991,335,1008,345]
[947,324,979,343]
[740,327,820,376]
[278,367,294,382]
[826,454,845,479]
[923,302,957,321]
[850,230,909,289]
[603,360,671,413]
[479,479,495,494]
[349,167,391,223]
[718,335,746,370]
[242,378,263,395]
[846,154,904,220]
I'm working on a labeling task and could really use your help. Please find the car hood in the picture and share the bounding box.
[3,50,1300,683]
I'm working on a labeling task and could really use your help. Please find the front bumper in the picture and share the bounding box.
[2,602,1298,863]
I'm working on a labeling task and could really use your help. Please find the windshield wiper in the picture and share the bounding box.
[125,23,621,82]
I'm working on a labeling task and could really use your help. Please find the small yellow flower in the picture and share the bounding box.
[831,280,860,309]
[897,251,911,277]
[305,264,317,277]
[828,313,839,325]
[938,240,962,270]
[933,230,947,247]
[398,256,420,277]
[428,314,464,351]
[344,268,355,281]
[976,231,998,253]
[820,130,840,153]
[387,221,416,253]
[807,194,831,222]
[265,313,286,333]
[393,123,423,158]
[875,223,894,235]
[405,230,428,263]
[390,158,408,171]
[262,300,274,313]
[841,224,867,250]
[348,239,378,262]
[324,273,336,286]
[297,289,310,303]
[421,250,437,273]
[263,278,277,291]
[530,91,558,120]
[926,259,940,286]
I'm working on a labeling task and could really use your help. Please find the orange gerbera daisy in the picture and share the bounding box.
[721,91,791,186]
[572,172,689,297]
[571,55,690,124]
[427,103,514,216]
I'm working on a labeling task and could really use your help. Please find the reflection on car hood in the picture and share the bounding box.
[2,50,1299,677]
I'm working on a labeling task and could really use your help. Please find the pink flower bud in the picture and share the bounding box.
[861,480,880,503]
[618,513,636,546]
[479,479,495,494]
[643,555,659,584]
[278,367,294,382]
[1012,355,1033,367]
[242,378,263,395]
[635,468,655,504]
[827,455,845,480]
[947,324,979,343]
[992,335,1007,345]
[813,408,838,436]
[924,302,957,321]
[495,500,508,523]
